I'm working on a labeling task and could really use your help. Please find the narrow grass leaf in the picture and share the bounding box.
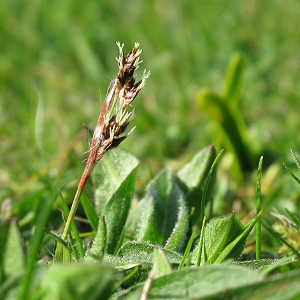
[256,156,263,260]
[285,208,300,228]
[223,53,244,106]
[193,216,206,266]
[178,232,196,270]
[264,257,300,275]
[80,193,99,232]
[200,149,223,225]
[283,163,300,185]
[198,90,254,174]
[19,190,57,300]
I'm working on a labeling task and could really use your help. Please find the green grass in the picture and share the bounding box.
[1,1,300,299]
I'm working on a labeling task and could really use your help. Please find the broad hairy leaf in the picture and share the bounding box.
[92,169,137,255]
[214,212,261,264]
[90,148,139,255]
[103,242,182,287]
[86,216,107,261]
[115,241,182,266]
[176,145,216,196]
[39,263,115,300]
[118,264,264,300]
[135,169,188,250]
[233,259,277,271]
[176,145,216,226]
[0,221,10,283]
[0,219,25,300]
[192,212,245,265]
[152,248,172,277]
[211,270,300,300]
[92,148,139,214]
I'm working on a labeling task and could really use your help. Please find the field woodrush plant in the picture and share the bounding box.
[3,42,300,300]
[61,42,150,241]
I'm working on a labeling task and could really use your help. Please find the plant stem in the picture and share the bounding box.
[60,43,149,243]
[61,188,82,240]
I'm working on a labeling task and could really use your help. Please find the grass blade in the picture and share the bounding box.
[195,216,206,266]
[19,190,57,300]
[81,193,99,232]
[256,156,263,260]
[200,149,224,226]
[178,232,196,270]
[285,208,300,228]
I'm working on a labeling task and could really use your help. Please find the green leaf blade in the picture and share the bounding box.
[135,169,187,248]
[92,148,139,214]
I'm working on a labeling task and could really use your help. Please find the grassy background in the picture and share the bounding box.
[1,0,300,216]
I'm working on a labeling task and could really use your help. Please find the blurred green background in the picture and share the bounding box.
[1,0,300,209]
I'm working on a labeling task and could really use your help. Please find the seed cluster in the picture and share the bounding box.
[78,43,150,189]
